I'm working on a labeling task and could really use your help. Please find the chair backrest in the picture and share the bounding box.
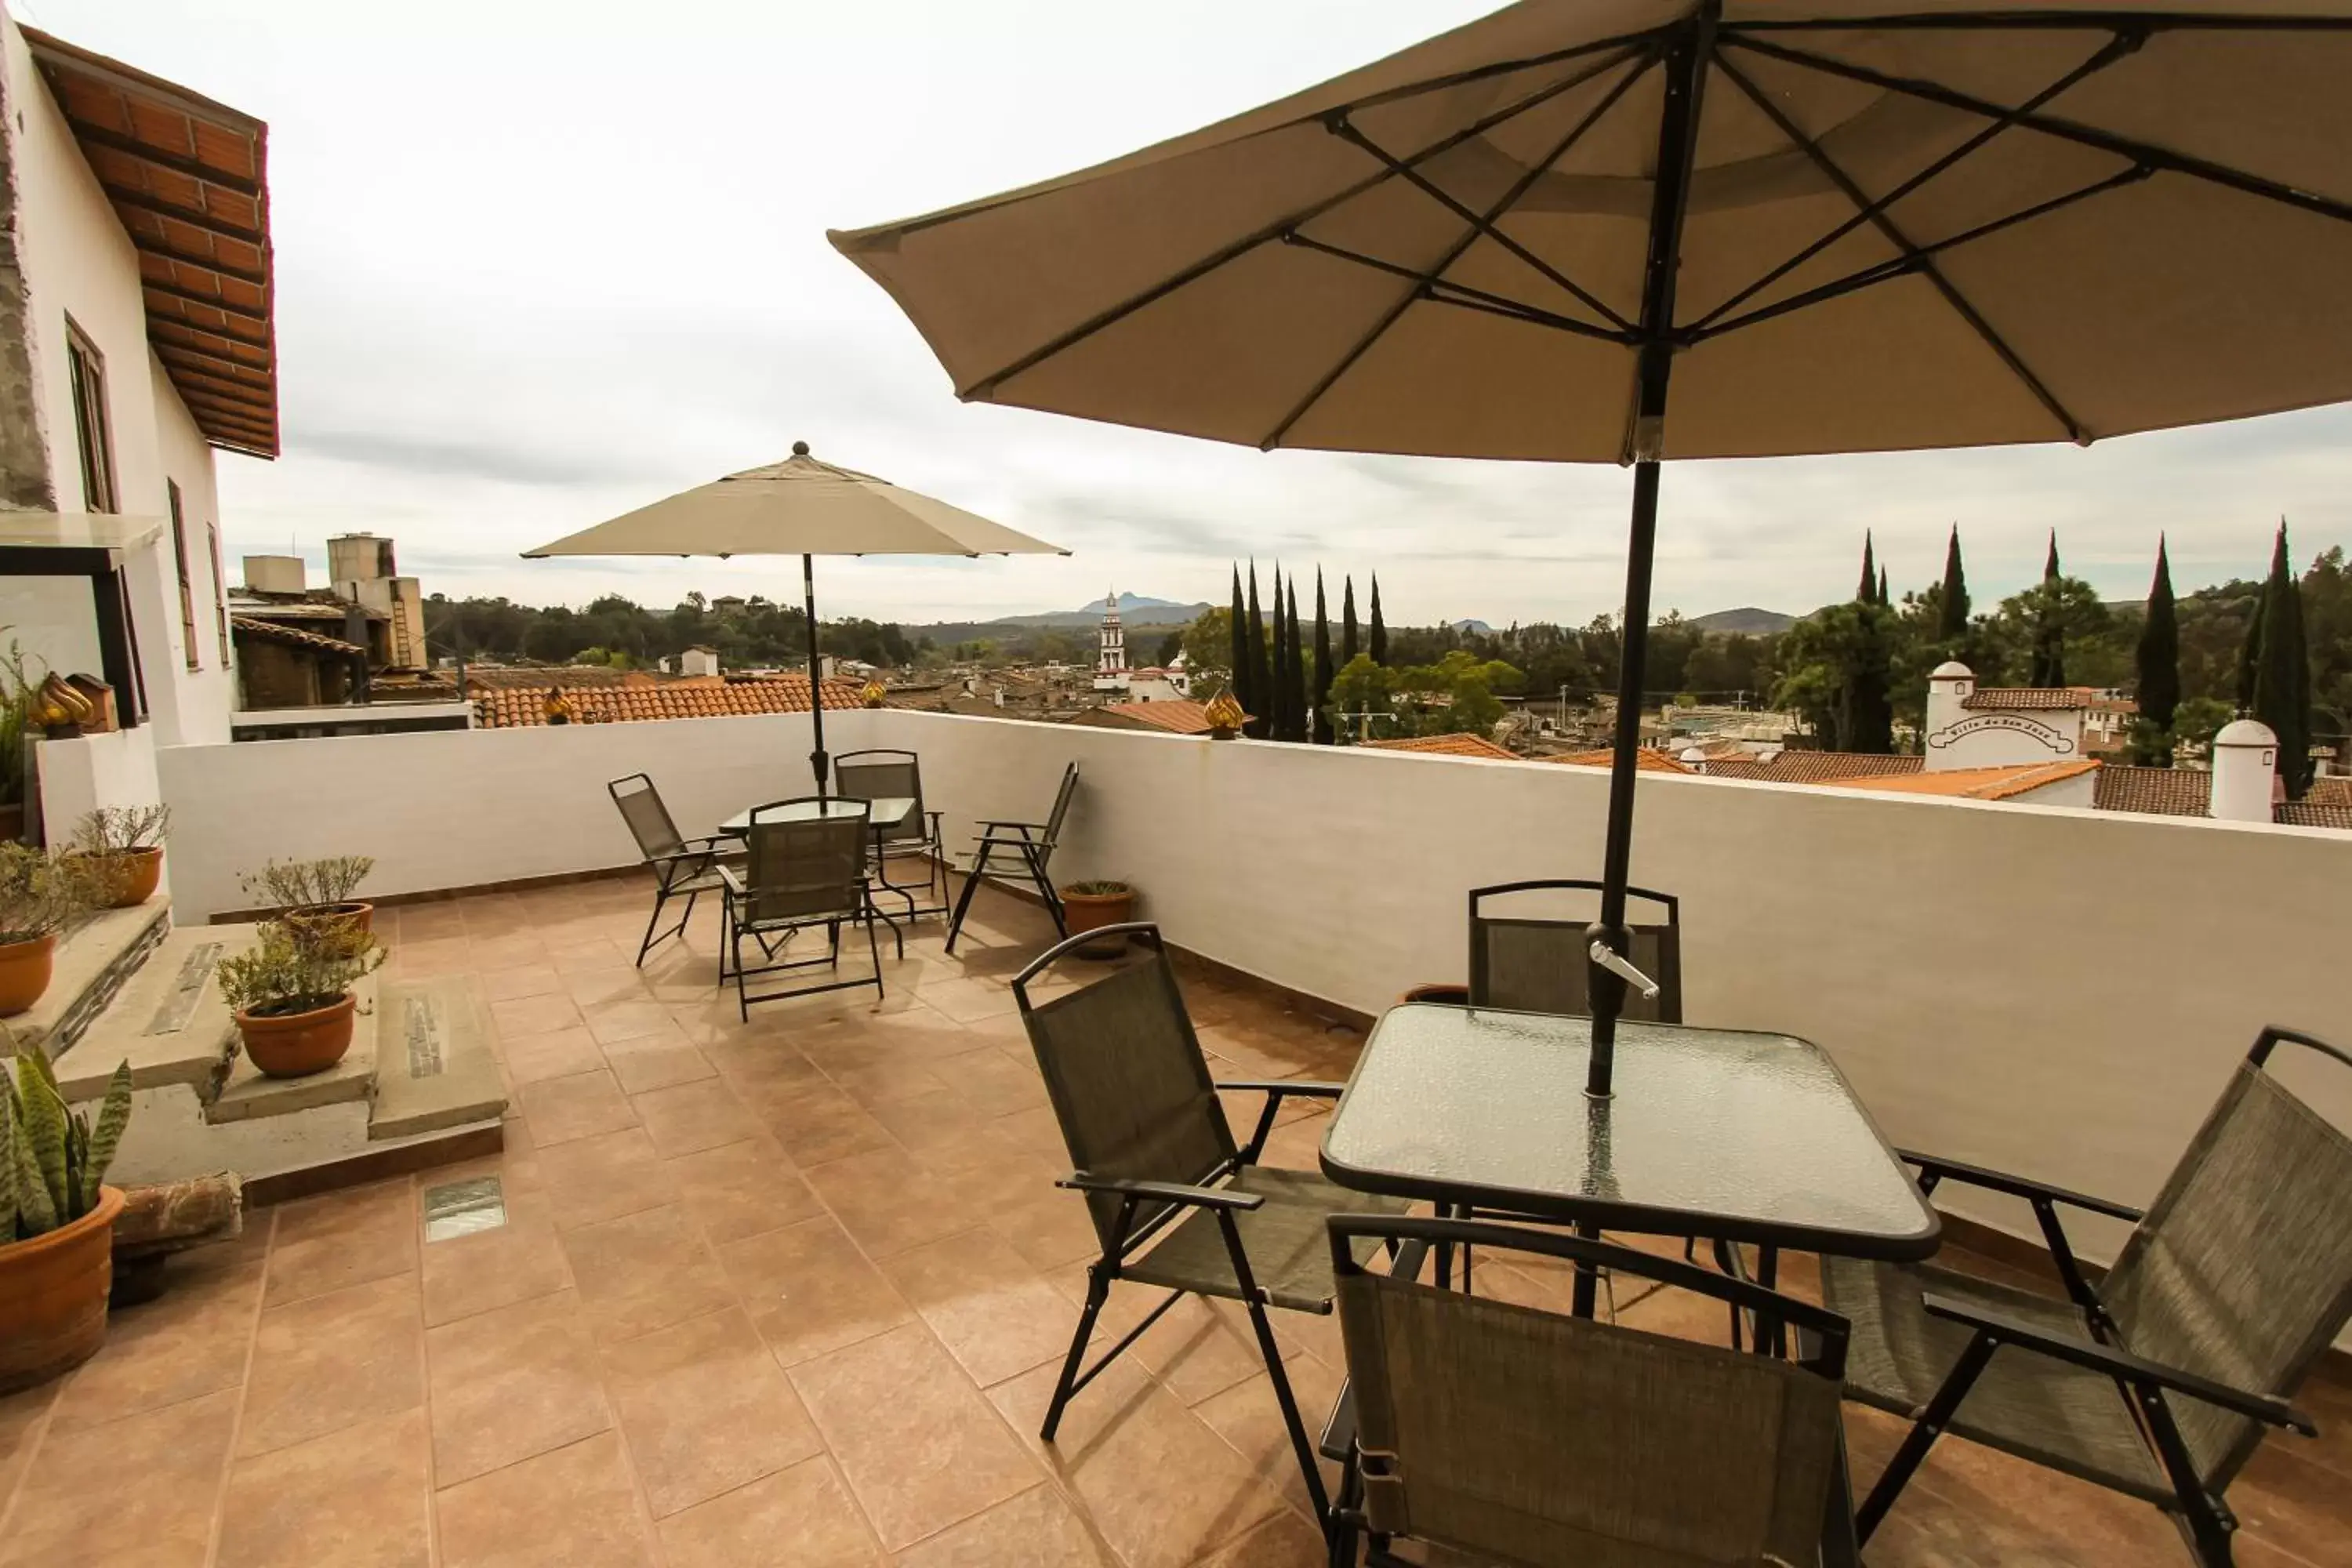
[1329,1216,1849,1568]
[609,773,686,862]
[2100,1026,2352,1491]
[737,799,869,928]
[1468,880,1682,1024]
[1012,922,1235,1253]
[1036,762,1080,866]
[834,750,924,844]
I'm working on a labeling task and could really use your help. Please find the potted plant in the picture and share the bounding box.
[0,844,99,1016]
[216,920,387,1077]
[1058,879,1137,959]
[238,855,376,937]
[1,1047,132,1392]
[0,639,35,845]
[71,804,169,909]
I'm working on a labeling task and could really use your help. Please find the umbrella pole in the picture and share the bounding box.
[804,552,828,797]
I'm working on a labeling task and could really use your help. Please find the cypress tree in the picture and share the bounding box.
[2136,535,2180,735]
[1877,564,1889,608]
[1846,533,1894,752]
[1287,578,1308,742]
[1936,525,1969,640]
[1243,564,1270,739]
[1312,570,1335,745]
[2236,593,2263,713]
[2031,531,2067,687]
[1341,575,1359,666]
[1228,566,1250,717]
[1269,566,1288,740]
[1857,532,1878,603]
[1369,573,1388,666]
[2252,521,2314,797]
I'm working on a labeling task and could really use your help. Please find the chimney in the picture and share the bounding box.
[2209,719,2280,823]
[242,554,305,595]
[1679,745,1708,775]
[1923,661,1974,768]
[680,647,720,678]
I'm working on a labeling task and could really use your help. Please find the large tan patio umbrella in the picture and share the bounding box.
[830,0,2352,1093]
[523,443,1066,791]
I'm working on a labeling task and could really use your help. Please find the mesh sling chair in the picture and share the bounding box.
[609,773,739,966]
[1324,1214,1860,1568]
[1012,921,1410,1519]
[945,760,1080,954]
[717,799,893,1018]
[833,748,949,920]
[1821,1025,2352,1566]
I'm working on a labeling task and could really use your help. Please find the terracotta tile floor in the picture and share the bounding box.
[2,872,2346,1567]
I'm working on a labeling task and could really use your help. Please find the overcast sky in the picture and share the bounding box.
[31,0,2352,626]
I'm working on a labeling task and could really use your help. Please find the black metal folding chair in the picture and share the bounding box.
[1013,921,1409,1519]
[945,760,1078,953]
[1468,878,1682,1022]
[608,772,737,966]
[717,799,890,1018]
[1823,1025,2350,1567]
[834,747,949,920]
[1324,1214,1859,1568]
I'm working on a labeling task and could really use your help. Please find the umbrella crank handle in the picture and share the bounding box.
[1587,939,1661,1001]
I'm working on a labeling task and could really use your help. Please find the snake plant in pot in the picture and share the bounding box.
[217,920,387,1078]
[0,1047,132,1392]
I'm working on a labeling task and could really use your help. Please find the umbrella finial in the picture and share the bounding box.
[792,440,811,457]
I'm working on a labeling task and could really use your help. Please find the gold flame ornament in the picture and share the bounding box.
[1203,688,1247,739]
[34,673,93,735]
[543,688,578,725]
[860,679,889,710]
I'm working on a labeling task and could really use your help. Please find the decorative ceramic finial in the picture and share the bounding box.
[792,440,811,456]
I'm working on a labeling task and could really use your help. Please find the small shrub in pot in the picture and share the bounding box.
[71,804,169,908]
[0,844,101,1016]
[216,920,387,1078]
[238,855,376,937]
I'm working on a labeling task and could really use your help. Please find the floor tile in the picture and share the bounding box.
[1189,1509,1330,1568]
[425,1290,610,1486]
[604,1037,715,1095]
[536,1126,683,1231]
[241,1273,425,1457]
[423,1189,573,1326]
[49,1254,262,1432]
[927,1047,1047,1117]
[985,1189,1102,1272]
[517,1069,639,1145]
[584,998,680,1047]
[761,1083,898,1167]
[789,1323,1043,1551]
[655,1456,880,1568]
[560,1203,736,1345]
[892,1483,1119,1566]
[0,1385,238,1566]
[564,965,652,1009]
[663,1136,823,1245]
[631,1076,764,1158]
[480,962,565,1003]
[719,1215,913,1367]
[1192,1353,1346,1519]
[216,1406,431,1568]
[0,1383,57,1504]
[803,1146,975,1259]
[434,1432,655,1568]
[880,1229,1078,1388]
[263,1181,419,1308]
[492,991,586,1039]
[500,1025,608,1087]
[599,1306,823,1519]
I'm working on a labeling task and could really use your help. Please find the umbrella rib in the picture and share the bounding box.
[956,50,1640,402]
[1689,29,2141,334]
[1730,10,2352,34]
[1326,115,1635,333]
[1722,31,2352,230]
[1257,53,1657,450]
[1281,234,1637,344]
[1690,160,2154,343]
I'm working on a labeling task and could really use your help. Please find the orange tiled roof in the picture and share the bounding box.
[471,674,865,729]
[1835,759,2100,800]
[1359,732,1518,760]
[1705,751,1925,784]
[1095,701,1216,735]
[229,615,364,657]
[2094,764,2210,818]
[2277,800,2352,830]
[1538,746,1695,774]
[1963,687,2092,711]
[464,665,642,689]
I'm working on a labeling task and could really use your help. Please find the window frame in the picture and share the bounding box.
[65,318,118,514]
[168,480,200,670]
[207,521,232,666]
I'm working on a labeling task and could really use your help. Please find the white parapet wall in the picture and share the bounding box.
[154,708,2352,1266]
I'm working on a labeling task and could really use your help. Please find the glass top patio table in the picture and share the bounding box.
[1320,1004,1940,1261]
[717,796,916,837]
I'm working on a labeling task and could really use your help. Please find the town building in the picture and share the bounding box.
[1067,699,1217,736]
[1091,587,1127,692]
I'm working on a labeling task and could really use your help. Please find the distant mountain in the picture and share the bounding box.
[1688,606,1797,635]
[989,593,1211,629]
[1449,619,1493,633]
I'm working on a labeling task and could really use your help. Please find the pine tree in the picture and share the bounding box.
[1312,570,1335,745]
[1341,575,1359,666]
[1936,526,1969,641]
[1369,574,1388,666]
[1228,566,1250,718]
[2252,521,2314,798]
[2030,531,2067,687]
[1857,532,1878,604]
[1243,564,1270,739]
[1287,578,1308,742]
[2135,536,2180,758]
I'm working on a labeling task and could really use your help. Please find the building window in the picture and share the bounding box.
[168,481,199,669]
[66,319,117,513]
[207,521,232,665]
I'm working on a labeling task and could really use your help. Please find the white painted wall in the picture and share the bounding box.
[153,708,2352,1267]
[34,725,160,844]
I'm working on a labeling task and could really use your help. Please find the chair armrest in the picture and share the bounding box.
[1898,1150,2144,1222]
[1215,1080,1345,1100]
[715,865,745,897]
[975,819,1044,835]
[1919,1293,2318,1436]
[1058,1173,1265,1212]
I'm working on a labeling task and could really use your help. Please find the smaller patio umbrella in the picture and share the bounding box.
[522,442,1066,791]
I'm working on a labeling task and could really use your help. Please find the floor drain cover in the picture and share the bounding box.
[422,1175,506,1242]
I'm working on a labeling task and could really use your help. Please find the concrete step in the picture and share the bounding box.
[369,975,505,1140]
[16,896,172,1060]
[206,970,380,1126]
[48,916,246,1102]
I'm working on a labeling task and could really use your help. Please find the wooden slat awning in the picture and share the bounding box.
[24,27,278,459]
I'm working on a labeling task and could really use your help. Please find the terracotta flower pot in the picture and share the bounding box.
[89,846,164,909]
[286,902,373,939]
[236,992,358,1078]
[1058,887,1136,959]
[0,931,57,1016]
[1399,982,1471,1007]
[0,1185,124,1394]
